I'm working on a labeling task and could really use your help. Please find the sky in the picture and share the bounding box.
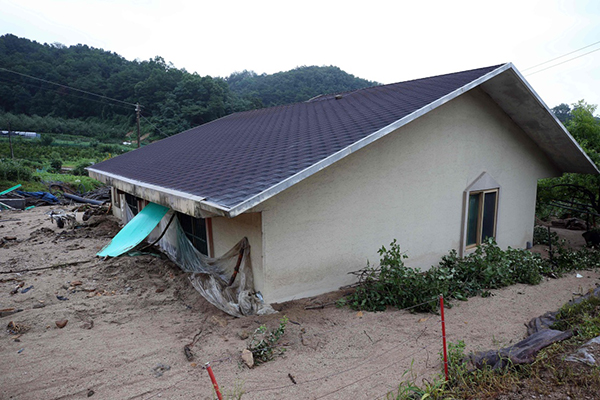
[1,0,599,111]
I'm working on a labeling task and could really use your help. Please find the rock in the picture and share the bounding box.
[211,315,228,327]
[155,287,166,293]
[87,389,95,397]
[238,330,250,340]
[241,348,254,368]
[3,236,16,241]
[71,280,83,286]
[55,320,68,329]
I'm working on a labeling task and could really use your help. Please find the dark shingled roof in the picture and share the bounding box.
[91,64,503,210]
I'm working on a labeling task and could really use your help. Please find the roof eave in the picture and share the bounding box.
[88,168,230,218]
[479,64,599,176]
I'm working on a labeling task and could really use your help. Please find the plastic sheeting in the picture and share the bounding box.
[98,202,169,257]
[147,210,274,317]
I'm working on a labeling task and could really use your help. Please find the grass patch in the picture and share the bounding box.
[35,171,102,193]
[552,295,600,340]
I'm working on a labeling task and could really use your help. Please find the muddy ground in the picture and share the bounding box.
[1,207,599,399]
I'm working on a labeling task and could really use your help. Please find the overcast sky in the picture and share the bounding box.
[1,0,599,111]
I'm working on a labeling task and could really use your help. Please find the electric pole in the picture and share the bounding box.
[8,122,14,159]
[136,103,141,148]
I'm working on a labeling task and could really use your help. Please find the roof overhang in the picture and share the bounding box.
[88,168,229,218]
[89,63,598,219]
[479,64,598,175]
[224,63,598,217]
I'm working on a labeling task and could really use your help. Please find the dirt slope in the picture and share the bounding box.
[1,207,599,399]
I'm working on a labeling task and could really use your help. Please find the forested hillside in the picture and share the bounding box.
[0,34,378,140]
[226,67,377,108]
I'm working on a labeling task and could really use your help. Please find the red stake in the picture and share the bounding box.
[205,362,223,400]
[440,295,449,382]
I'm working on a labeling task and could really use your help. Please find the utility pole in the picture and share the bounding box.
[8,122,14,159]
[136,103,141,148]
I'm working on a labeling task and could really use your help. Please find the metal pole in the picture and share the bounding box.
[440,294,449,382]
[136,103,141,148]
[205,362,223,400]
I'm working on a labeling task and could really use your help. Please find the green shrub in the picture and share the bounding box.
[0,159,33,181]
[533,225,559,246]
[72,161,91,176]
[345,239,545,312]
[247,316,288,365]
[40,135,54,146]
[50,158,62,173]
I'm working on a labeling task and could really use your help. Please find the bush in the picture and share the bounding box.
[72,161,91,176]
[533,225,559,246]
[0,159,33,181]
[247,316,288,365]
[40,135,54,146]
[50,158,62,173]
[345,239,545,312]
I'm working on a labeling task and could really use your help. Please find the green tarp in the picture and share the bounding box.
[97,202,169,257]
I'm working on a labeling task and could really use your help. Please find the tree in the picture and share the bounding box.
[538,101,600,223]
[551,103,571,124]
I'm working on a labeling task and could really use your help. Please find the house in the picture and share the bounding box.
[88,63,598,304]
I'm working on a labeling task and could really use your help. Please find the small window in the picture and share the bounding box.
[124,193,139,216]
[178,213,208,255]
[466,189,498,247]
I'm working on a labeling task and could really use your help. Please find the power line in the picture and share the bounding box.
[0,66,139,108]
[525,46,600,77]
[141,115,171,138]
[0,74,132,111]
[522,39,600,72]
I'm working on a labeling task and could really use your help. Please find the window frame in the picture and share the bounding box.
[124,193,139,216]
[177,212,210,256]
[461,172,501,256]
[465,188,499,249]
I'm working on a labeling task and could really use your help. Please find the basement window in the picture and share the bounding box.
[466,189,498,247]
[124,193,139,216]
[178,213,208,256]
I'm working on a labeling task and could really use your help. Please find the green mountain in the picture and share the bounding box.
[0,34,378,139]
[227,66,378,108]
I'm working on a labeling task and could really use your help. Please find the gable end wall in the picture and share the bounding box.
[253,87,561,303]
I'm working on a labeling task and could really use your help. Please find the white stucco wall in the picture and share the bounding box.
[251,88,561,303]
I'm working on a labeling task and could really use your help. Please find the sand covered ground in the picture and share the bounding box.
[1,206,599,400]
